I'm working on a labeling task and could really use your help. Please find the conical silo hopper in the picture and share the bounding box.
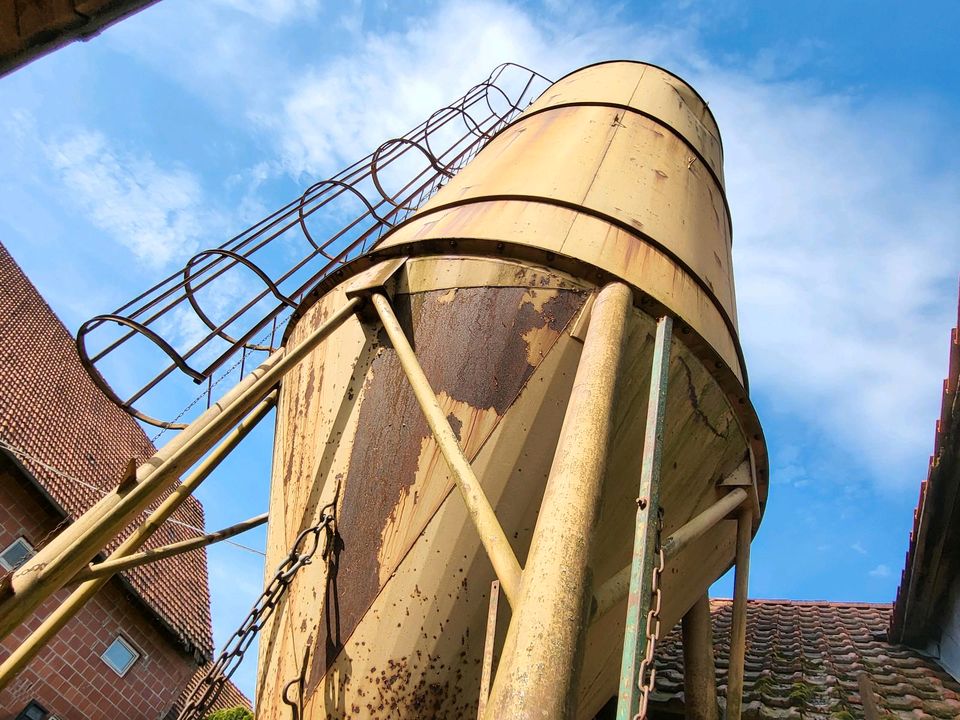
[256,61,767,720]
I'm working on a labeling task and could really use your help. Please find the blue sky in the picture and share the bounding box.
[2,0,959,700]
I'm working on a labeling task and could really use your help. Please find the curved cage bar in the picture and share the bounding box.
[78,63,551,429]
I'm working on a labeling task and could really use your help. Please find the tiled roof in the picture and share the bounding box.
[891,283,960,644]
[0,242,213,657]
[649,599,960,719]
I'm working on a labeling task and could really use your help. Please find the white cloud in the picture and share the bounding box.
[45,130,209,268]
[213,0,319,23]
[706,71,960,489]
[869,564,891,578]
[851,542,868,555]
[269,1,689,177]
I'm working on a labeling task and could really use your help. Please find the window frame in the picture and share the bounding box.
[15,699,48,720]
[100,634,140,677]
[0,537,35,571]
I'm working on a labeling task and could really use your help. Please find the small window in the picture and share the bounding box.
[101,635,139,677]
[0,538,34,571]
[15,700,48,720]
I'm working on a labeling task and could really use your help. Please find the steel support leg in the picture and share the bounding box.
[484,282,633,720]
[617,315,673,720]
[682,594,719,720]
[726,506,753,720]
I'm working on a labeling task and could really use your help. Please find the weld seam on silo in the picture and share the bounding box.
[377,194,748,386]
[369,292,523,607]
[496,103,731,229]
[547,60,724,153]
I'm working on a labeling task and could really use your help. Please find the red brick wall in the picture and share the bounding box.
[0,459,202,720]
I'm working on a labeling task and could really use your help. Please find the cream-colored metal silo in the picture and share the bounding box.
[255,61,767,720]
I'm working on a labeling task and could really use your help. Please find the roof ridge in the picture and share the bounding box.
[710,597,893,608]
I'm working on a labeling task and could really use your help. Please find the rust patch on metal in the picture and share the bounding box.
[307,285,585,694]
[446,412,463,442]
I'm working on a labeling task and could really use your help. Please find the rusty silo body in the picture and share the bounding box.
[255,61,767,719]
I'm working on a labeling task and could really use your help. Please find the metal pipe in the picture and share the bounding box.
[35,339,288,566]
[370,291,523,606]
[0,393,278,691]
[682,594,719,720]
[483,282,633,720]
[592,564,632,620]
[592,488,748,619]
[662,488,748,561]
[617,314,673,720]
[73,513,269,582]
[725,506,753,720]
[0,296,357,642]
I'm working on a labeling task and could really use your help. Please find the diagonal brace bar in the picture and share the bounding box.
[73,513,270,582]
[617,315,673,720]
[0,392,279,691]
[593,486,748,619]
[370,292,523,606]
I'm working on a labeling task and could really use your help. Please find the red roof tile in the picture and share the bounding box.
[890,281,960,645]
[0,242,213,657]
[650,599,960,719]
[172,665,252,716]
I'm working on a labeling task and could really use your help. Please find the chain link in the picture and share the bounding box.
[177,511,336,720]
[634,508,665,720]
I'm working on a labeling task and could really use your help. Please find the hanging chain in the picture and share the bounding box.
[177,511,336,720]
[634,507,665,720]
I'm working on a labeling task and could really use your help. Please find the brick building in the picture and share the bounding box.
[0,242,249,719]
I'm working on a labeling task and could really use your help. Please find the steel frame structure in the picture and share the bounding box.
[76,63,551,429]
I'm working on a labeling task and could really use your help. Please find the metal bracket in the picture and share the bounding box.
[478,579,501,718]
[281,646,311,720]
[344,256,408,299]
[717,454,761,522]
[568,292,596,343]
[344,256,408,321]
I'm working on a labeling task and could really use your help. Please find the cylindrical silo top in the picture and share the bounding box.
[375,60,746,387]
[526,61,725,188]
